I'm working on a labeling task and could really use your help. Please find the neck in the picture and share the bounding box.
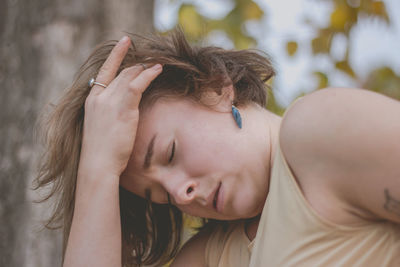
[241,103,282,197]
[251,105,282,190]
[265,110,282,171]
[243,107,282,241]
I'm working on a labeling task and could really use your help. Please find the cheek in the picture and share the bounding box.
[177,117,245,175]
[180,135,241,172]
[179,138,223,174]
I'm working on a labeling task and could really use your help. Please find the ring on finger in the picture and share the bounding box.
[88,78,107,88]
[139,63,147,70]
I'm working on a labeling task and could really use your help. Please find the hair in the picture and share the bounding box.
[34,28,275,266]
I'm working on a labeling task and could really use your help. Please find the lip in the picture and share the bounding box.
[213,182,223,213]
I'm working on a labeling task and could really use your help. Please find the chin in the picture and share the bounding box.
[230,204,262,219]
[210,210,256,221]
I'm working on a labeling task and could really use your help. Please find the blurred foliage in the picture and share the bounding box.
[363,66,400,99]
[286,41,299,57]
[160,0,400,109]
[304,0,400,98]
[174,0,289,113]
[177,0,263,48]
[162,0,288,113]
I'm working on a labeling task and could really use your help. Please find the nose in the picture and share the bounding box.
[163,178,198,205]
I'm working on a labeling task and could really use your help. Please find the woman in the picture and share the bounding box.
[35,30,400,267]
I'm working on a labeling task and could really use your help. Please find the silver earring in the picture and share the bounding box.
[231,103,242,129]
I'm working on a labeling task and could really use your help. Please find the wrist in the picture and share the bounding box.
[77,160,121,185]
[78,147,127,178]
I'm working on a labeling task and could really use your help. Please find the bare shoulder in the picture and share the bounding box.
[280,87,400,224]
[280,87,399,146]
[171,228,212,267]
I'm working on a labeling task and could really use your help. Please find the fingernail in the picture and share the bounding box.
[120,36,129,43]
[153,64,162,70]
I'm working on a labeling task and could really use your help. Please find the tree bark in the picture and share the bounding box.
[0,1,154,266]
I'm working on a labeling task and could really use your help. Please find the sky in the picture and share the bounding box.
[154,0,400,106]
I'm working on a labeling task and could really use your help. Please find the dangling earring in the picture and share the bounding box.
[231,102,242,129]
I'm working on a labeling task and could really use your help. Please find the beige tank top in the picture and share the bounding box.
[205,105,400,267]
[205,221,254,267]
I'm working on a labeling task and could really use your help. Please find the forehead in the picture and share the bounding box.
[123,99,196,199]
[132,98,191,160]
[137,97,207,135]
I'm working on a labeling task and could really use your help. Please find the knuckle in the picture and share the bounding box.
[133,65,145,71]
[119,68,130,76]
[128,82,142,93]
[122,66,140,76]
[99,64,111,76]
[85,92,105,108]
[128,65,141,71]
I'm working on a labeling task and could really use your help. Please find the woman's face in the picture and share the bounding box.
[120,98,270,220]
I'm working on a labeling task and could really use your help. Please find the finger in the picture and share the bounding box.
[127,64,163,107]
[92,36,131,93]
[116,63,156,84]
[114,65,144,86]
[104,64,149,99]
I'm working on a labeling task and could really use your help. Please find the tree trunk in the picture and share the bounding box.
[0,1,154,266]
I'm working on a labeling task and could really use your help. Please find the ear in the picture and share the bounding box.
[200,85,235,113]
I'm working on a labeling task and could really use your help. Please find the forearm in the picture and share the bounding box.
[63,165,121,267]
[61,36,160,266]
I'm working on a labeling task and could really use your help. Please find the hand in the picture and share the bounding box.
[79,36,162,178]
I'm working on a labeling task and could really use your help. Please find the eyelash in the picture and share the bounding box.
[168,141,175,163]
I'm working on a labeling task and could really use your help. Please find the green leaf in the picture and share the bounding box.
[206,5,258,49]
[311,29,333,54]
[330,5,349,31]
[178,4,207,39]
[335,60,356,78]
[313,71,329,89]
[286,41,298,57]
[362,0,390,23]
[329,4,358,34]
[242,1,264,20]
[363,67,400,100]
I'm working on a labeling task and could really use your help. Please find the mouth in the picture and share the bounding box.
[213,182,222,211]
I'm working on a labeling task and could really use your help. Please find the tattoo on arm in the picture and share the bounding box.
[384,188,400,217]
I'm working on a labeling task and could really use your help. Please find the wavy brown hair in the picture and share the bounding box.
[34,28,275,266]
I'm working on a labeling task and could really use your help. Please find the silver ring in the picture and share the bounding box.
[88,78,107,88]
[139,63,147,70]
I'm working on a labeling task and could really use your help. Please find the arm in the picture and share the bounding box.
[63,37,163,267]
[63,167,121,266]
[281,87,400,224]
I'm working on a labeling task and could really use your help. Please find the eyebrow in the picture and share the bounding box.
[143,134,157,169]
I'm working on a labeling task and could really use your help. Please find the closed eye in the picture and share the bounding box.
[168,141,175,163]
